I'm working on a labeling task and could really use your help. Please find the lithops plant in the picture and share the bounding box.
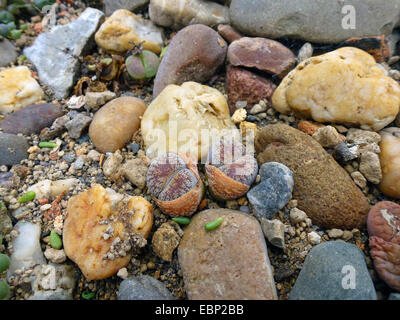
[146,153,204,217]
[367,201,400,291]
[126,50,160,80]
[205,138,258,200]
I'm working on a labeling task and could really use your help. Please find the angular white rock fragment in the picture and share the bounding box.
[7,222,45,279]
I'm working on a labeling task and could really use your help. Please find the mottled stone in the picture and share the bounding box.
[178,209,277,300]
[95,9,163,54]
[378,128,400,198]
[118,276,175,300]
[289,241,377,300]
[227,37,296,78]
[226,65,276,114]
[0,133,29,166]
[273,48,400,131]
[24,8,105,99]
[121,158,148,189]
[153,24,227,98]
[256,124,370,229]
[260,219,285,249]
[247,162,294,220]
[0,66,44,115]
[142,82,238,161]
[152,222,182,262]
[149,0,229,29]
[0,104,64,135]
[230,0,400,44]
[359,151,382,184]
[65,113,92,140]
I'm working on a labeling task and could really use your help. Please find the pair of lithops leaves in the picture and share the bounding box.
[146,139,258,217]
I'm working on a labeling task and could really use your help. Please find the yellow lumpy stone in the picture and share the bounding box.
[379,128,400,198]
[141,82,239,161]
[272,47,400,131]
[95,9,164,54]
[0,66,44,115]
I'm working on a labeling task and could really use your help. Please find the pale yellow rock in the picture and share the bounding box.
[95,9,163,54]
[272,47,400,131]
[379,127,400,198]
[141,82,239,161]
[0,66,44,115]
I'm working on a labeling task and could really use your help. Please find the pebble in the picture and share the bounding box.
[27,179,78,199]
[149,0,229,29]
[152,222,182,262]
[178,209,277,300]
[63,185,153,280]
[1,103,64,136]
[333,143,359,163]
[312,126,344,148]
[73,157,85,170]
[85,91,116,110]
[230,0,400,44]
[297,42,313,63]
[307,232,321,245]
[226,65,276,114]
[327,229,344,239]
[24,8,105,99]
[95,9,163,54]
[247,162,294,220]
[231,108,247,124]
[87,150,101,162]
[121,158,148,189]
[117,276,175,300]
[256,124,370,229]
[0,38,17,67]
[29,264,76,300]
[227,37,296,78]
[289,208,307,224]
[272,47,400,131]
[44,248,67,264]
[249,102,268,115]
[89,97,146,153]
[289,241,377,300]
[378,128,400,198]
[7,222,45,279]
[217,24,242,43]
[351,171,367,189]
[260,219,285,249]
[0,133,29,166]
[102,152,123,180]
[117,267,129,280]
[142,82,238,161]
[65,113,92,140]
[153,24,227,97]
[347,129,381,145]
[359,151,382,185]
[0,66,44,115]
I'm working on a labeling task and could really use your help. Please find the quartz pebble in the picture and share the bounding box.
[95,9,164,54]
[273,47,400,131]
[307,232,321,245]
[0,66,44,115]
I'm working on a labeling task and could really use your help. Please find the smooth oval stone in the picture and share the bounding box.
[89,97,146,153]
[368,201,400,245]
[0,103,64,135]
[289,241,377,300]
[153,24,227,97]
[118,276,175,300]
[178,209,277,300]
[0,133,29,166]
[230,0,400,44]
[255,124,370,229]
